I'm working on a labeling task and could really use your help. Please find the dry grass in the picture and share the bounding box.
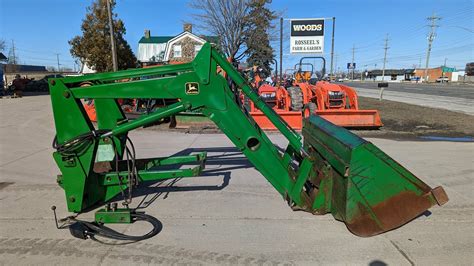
[358,97,474,136]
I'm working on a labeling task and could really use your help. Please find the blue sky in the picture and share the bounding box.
[1,0,472,72]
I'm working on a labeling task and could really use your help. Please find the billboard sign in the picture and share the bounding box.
[290,19,324,54]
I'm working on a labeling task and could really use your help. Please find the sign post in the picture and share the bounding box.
[347,62,356,80]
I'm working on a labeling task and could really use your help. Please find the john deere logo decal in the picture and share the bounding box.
[185,82,199,95]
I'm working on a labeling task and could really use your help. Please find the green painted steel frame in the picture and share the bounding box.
[49,43,447,236]
[95,208,132,224]
[49,43,309,214]
[102,153,207,186]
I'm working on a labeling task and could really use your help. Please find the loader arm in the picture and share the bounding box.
[49,43,448,237]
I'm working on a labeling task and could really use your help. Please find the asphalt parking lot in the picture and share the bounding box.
[1,95,473,265]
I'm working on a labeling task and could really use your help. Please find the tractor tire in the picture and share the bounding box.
[287,86,304,111]
[121,104,133,113]
[308,102,317,115]
[309,78,318,85]
[169,115,177,129]
[303,102,317,118]
[243,96,252,112]
[151,106,173,126]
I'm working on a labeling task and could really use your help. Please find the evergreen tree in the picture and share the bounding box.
[69,0,136,72]
[244,0,276,78]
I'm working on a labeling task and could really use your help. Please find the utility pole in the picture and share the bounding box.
[55,53,60,73]
[106,0,118,71]
[351,44,355,80]
[423,13,441,83]
[11,40,16,64]
[279,17,283,84]
[380,34,390,100]
[381,34,389,81]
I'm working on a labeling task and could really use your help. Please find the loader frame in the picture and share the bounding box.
[49,43,447,237]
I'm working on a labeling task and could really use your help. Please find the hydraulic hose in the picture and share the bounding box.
[68,212,162,242]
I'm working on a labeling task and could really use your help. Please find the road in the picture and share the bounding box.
[1,95,473,265]
[343,82,474,99]
[342,82,474,115]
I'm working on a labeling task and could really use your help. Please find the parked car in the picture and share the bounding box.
[436,76,449,83]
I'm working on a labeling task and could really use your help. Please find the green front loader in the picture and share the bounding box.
[49,43,447,238]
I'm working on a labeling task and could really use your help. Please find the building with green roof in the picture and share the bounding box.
[138,24,218,65]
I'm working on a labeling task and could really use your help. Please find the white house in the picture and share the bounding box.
[137,24,218,65]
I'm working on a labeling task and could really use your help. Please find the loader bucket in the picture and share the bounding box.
[251,110,303,130]
[302,115,448,237]
[315,109,383,129]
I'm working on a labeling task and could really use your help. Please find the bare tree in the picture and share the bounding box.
[189,0,250,61]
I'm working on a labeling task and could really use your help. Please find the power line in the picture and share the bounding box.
[444,25,474,33]
[439,8,472,24]
[20,56,75,63]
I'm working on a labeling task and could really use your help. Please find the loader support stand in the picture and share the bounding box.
[49,43,447,238]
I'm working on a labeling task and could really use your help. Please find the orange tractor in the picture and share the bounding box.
[247,57,382,130]
[293,57,382,128]
[243,61,304,130]
[244,83,304,129]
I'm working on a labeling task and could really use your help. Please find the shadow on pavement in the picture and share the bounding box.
[132,146,253,210]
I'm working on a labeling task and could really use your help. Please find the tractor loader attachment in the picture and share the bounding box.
[302,116,448,236]
[48,43,447,239]
[248,109,303,130]
[314,109,383,128]
[296,57,383,129]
